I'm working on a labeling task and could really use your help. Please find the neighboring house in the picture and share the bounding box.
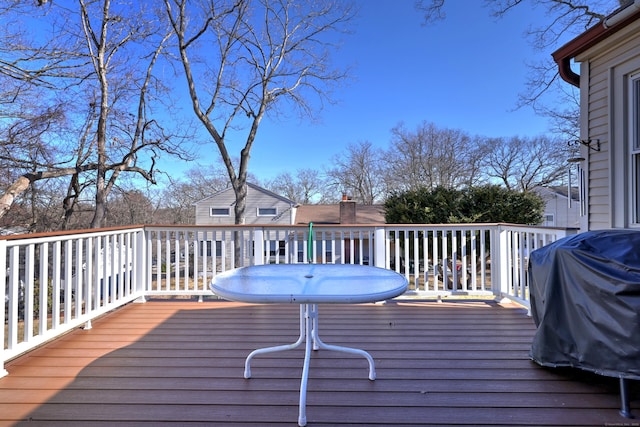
[553,1,640,231]
[533,186,581,230]
[193,186,384,265]
[295,197,386,264]
[294,198,385,225]
[194,182,297,225]
[193,183,297,266]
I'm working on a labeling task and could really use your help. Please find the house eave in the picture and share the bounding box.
[552,1,640,88]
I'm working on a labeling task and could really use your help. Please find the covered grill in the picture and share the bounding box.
[528,229,640,418]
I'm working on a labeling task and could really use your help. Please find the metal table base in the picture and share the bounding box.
[243,303,376,426]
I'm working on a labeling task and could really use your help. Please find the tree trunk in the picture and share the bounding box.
[233,181,247,225]
[232,180,247,265]
[0,176,31,220]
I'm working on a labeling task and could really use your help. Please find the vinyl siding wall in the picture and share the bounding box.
[195,186,294,225]
[535,188,580,229]
[576,20,640,230]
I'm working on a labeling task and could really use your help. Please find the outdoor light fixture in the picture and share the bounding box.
[567,157,586,163]
[568,139,601,151]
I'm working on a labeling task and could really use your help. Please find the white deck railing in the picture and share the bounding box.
[1,223,570,376]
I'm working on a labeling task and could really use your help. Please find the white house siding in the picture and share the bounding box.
[191,184,296,267]
[194,184,295,226]
[534,187,580,229]
[576,19,640,230]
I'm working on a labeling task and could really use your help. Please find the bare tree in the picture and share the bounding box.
[384,122,484,192]
[106,188,155,226]
[0,2,85,228]
[264,168,325,204]
[159,164,231,224]
[157,159,264,224]
[414,1,623,140]
[78,0,184,228]
[480,135,568,192]
[0,1,86,90]
[487,1,619,46]
[324,141,386,204]
[416,1,620,44]
[164,0,354,224]
[0,1,193,230]
[491,1,619,138]
[537,84,582,141]
[1,175,71,233]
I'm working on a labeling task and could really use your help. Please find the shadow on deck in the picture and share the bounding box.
[0,299,637,426]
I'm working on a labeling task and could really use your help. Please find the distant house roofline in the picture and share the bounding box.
[534,185,580,201]
[194,182,297,206]
[295,202,385,225]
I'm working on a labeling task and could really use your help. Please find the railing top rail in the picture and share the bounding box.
[385,223,499,230]
[142,224,388,230]
[143,222,565,229]
[495,223,575,230]
[1,223,574,242]
[0,225,145,244]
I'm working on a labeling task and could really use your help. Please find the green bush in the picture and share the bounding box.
[384,185,544,225]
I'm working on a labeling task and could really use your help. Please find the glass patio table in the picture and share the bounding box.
[210,263,408,426]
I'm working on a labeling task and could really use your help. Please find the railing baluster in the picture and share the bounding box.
[24,244,35,343]
[52,241,61,328]
[109,234,116,304]
[39,242,49,334]
[7,246,19,349]
[184,231,190,287]
[85,237,93,315]
[0,240,6,378]
[116,234,124,298]
[2,223,570,373]
[75,239,83,319]
[64,240,72,322]
[432,230,439,290]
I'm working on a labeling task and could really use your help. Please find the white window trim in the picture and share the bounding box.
[629,73,640,225]
[257,207,277,216]
[210,207,230,217]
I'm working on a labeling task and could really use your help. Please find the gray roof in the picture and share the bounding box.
[536,185,580,201]
[194,182,296,206]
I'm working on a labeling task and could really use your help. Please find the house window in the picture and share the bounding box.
[631,75,640,224]
[257,207,277,216]
[200,240,223,257]
[297,240,333,263]
[210,207,230,216]
[266,240,286,263]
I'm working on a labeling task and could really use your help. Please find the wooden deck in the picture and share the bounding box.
[1,298,638,426]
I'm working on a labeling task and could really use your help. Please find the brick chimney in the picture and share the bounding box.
[339,195,356,224]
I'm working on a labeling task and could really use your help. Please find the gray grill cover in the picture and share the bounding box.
[528,229,640,379]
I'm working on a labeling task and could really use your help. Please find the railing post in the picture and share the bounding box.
[253,228,265,265]
[374,227,387,268]
[134,229,147,303]
[491,225,510,299]
[0,239,7,378]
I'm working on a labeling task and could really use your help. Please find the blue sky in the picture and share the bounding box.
[173,1,572,182]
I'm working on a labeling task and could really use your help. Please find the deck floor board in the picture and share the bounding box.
[1,299,638,426]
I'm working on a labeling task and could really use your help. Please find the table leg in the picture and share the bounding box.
[309,303,376,380]
[298,304,376,426]
[298,304,313,426]
[244,303,377,426]
[243,305,306,379]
